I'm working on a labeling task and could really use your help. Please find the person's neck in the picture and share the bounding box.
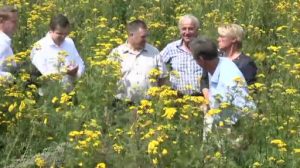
[207,58,219,75]
[127,42,143,52]
[53,40,63,47]
[0,29,12,38]
[182,41,191,53]
[225,46,241,60]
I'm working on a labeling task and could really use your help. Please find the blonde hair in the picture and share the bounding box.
[178,14,200,30]
[218,24,244,49]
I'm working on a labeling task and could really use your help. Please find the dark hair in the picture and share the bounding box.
[189,37,218,60]
[0,6,17,22]
[127,19,147,33]
[49,14,70,31]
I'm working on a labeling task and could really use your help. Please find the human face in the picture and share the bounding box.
[195,57,205,69]
[1,12,18,37]
[128,28,148,50]
[179,19,198,44]
[217,34,235,51]
[50,26,70,46]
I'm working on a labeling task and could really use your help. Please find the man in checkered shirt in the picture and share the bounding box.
[160,14,206,96]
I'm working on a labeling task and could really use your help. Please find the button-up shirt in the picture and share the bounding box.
[160,39,203,95]
[0,31,15,77]
[30,33,85,91]
[110,43,166,102]
[208,57,255,124]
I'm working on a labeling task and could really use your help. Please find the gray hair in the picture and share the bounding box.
[190,37,218,61]
[178,14,200,29]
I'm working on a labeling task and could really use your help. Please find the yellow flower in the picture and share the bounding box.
[35,155,45,168]
[270,139,287,148]
[152,158,158,165]
[267,45,281,52]
[96,162,106,168]
[148,140,159,154]
[140,99,152,109]
[60,93,72,104]
[43,118,48,125]
[276,159,285,165]
[207,108,221,116]
[270,139,284,145]
[162,107,177,119]
[148,68,162,77]
[162,148,168,155]
[254,83,264,88]
[52,96,58,103]
[279,147,287,152]
[214,151,221,159]
[253,161,262,167]
[78,162,83,167]
[268,156,276,161]
[233,76,245,85]
[293,148,300,153]
[113,144,124,154]
[19,100,26,112]
[220,102,230,109]
[285,88,297,95]
[8,102,17,112]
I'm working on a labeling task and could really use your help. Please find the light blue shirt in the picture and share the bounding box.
[208,57,255,124]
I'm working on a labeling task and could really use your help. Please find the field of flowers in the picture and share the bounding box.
[1,0,300,167]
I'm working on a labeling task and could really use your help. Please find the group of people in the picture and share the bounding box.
[0,5,257,128]
[110,14,257,128]
[0,6,85,92]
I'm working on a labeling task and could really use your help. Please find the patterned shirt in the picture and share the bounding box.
[160,39,202,95]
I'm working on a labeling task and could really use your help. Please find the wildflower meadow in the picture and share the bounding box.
[1,0,300,167]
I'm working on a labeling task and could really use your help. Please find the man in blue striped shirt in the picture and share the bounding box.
[160,14,204,96]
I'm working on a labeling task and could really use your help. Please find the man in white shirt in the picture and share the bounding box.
[110,19,166,102]
[31,14,85,92]
[0,6,18,79]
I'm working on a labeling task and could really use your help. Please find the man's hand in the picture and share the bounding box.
[202,88,210,114]
[66,64,79,76]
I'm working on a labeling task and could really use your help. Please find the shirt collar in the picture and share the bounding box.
[175,39,184,48]
[121,41,148,54]
[176,39,192,53]
[0,31,12,46]
[45,32,65,47]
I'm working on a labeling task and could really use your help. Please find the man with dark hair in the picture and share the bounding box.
[110,19,167,102]
[190,37,255,128]
[0,5,18,79]
[49,14,70,31]
[30,14,85,92]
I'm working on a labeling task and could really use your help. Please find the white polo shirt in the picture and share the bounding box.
[110,43,167,102]
[0,31,15,77]
[30,33,85,91]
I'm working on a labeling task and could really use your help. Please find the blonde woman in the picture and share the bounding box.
[217,23,257,84]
